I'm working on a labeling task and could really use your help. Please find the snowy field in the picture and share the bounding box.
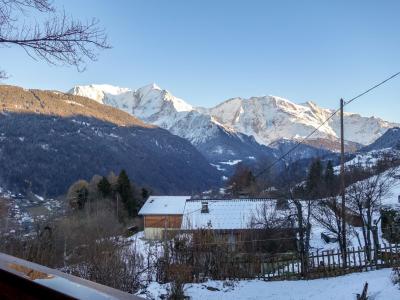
[140,269,399,300]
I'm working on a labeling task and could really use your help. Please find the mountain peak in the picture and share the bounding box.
[137,83,162,95]
[304,100,318,108]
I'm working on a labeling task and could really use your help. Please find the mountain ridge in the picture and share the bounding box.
[70,83,398,149]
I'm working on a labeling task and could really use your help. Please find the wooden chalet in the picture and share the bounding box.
[138,196,189,240]
[181,198,297,253]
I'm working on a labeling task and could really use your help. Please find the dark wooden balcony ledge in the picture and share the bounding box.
[0,252,144,300]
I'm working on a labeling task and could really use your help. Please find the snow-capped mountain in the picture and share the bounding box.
[71,83,219,144]
[70,83,398,165]
[70,84,274,170]
[209,97,397,146]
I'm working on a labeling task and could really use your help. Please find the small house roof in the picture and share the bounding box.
[138,196,189,215]
[181,198,280,230]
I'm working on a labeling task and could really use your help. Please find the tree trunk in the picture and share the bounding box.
[333,198,344,253]
[358,205,370,260]
[366,205,373,261]
[295,200,307,277]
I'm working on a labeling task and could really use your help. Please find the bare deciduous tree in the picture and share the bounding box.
[347,168,398,260]
[0,0,110,78]
[250,200,291,230]
[267,157,315,276]
[313,196,347,251]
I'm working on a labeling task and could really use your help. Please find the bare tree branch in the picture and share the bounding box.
[1,0,54,12]
[0,0,110,74]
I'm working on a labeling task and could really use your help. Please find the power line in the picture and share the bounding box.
[254,71,400,179]
[345,71,400,106]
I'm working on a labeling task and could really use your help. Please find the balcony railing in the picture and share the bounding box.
[0,252,143,300]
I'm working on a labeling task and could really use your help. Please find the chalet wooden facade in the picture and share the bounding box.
[138,196,188,240]
[143,215,183,229]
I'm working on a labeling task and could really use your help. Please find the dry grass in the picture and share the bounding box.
[0,197,8,218]
[0,85,153,128]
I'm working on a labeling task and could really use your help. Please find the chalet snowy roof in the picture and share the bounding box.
[181,198,279,230]
[138,196,190,215]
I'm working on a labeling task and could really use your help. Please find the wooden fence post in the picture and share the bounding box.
[356,282,368,300]
[357,247,362,271]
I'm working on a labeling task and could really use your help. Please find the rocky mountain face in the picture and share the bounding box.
[0,85,220,196]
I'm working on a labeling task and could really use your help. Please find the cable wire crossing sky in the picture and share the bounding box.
[2,0,400,122]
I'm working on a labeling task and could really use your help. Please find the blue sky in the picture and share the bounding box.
[2,0,400,121]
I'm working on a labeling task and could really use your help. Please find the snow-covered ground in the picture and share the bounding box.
[334,148,400,173]
[128,166,400,299]
[139,268,399,300]
[127,231,400,299]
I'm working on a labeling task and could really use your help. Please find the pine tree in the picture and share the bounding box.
[324,160,336,196]
[117,170,137,217]
[98,176,111,197]
[141,188,149,200]
[306,159,323,198]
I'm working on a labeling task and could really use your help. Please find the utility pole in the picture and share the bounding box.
[340,98,347,267]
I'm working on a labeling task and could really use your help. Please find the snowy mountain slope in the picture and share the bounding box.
[361,127,400,152]
[209,97,398,146]
[329,127,400,173]
[70,84,221,144]
[71,84,397,149]
[333,148,400,173]
[69,84,275,169]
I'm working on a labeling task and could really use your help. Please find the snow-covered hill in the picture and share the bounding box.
[362,127,400,152]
